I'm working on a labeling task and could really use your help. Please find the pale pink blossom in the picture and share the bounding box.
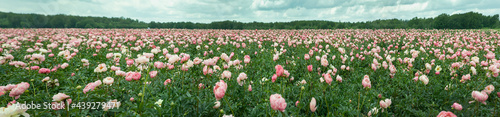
[362,75,371,89]
[451,103,462,111]
[214,80,227,100]
[310,97,317,112]
[436,111,457,117]
[270,94,287,112]
[221,70,232,79]
[379,99,391,109]
[125,72,141,81]
[149,71,158,78]
[103,77,114,85]
[52,93,70,102]
[472,91,488,105]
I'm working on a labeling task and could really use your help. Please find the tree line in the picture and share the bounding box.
[0,11,498,29]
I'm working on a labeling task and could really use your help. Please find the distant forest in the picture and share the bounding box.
[0,11,498,29]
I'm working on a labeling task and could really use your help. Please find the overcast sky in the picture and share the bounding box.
[1,0,499,23]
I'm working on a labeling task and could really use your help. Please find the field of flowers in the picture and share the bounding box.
[0,29,499,116]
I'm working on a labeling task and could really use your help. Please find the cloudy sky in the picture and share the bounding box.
[1,0,499,23]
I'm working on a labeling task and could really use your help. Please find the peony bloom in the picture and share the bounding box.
[149,71,158,78]
[154,61,165,69]
[52,93,70,102]
[38,68,50,74]
[451,103,462,111]
[336,75,343,83]
[126,59,134,65]
[270,94,287,112]
[125,72,141,81]
[472,91,488,105]
[135,56,149,64]
[485,52,495,60]
[320,57,329,67]
[9,82,30,99]
[30,66,40,70]
[221,70,232,80]
[310,97,317,112]
[362,75,371,89]
[419,75,429,85]
[307,65,313,72]
[480,85,494,95]
[436,111,457,117]
[0,103,30,117]
[164,79,172,85]
[103,77,114,85]
[244,55,251,64]
[324,73,332,85]
[115,70,126,76]
[203,58,216,66]
[61,63,69,69]
[237,72,248,86]
[379,99,391,109]
[275,64,284,77]
[304,54,310,60]
[31,53,45,63]
[168,55,181,64]
[213,80,227,100]
[213,101,221,109]
[94,63,107,73]
[368,107,379,117]
[83,80,101,94]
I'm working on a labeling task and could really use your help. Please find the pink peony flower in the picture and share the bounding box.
[116,70,126,76]
[310,97,317,112]
[125,72,141,81]
[164,79,172,85]
[324,73,332,85]
[459,74,471,83]
[307,65,313,72]
[237,72,248,86]
[221,70,232,80]
[270,94,287,112]
[9,82,30,99]
[472,91,488,105]
[485,52,495,59]
[362,75,371,89]
[213,80,227,100]
[436,111,457,117]
[149,71,158,78]
[31,66,40,70]
[248,85,252,92]
[483,85,494,94]
[61,63,69,69]
[275,65,284,77]
[272,74,277,82]
[38,68,50,74]
[154,61,165,69]
[336,75,343,83]
[379,99,391,109]
[244,55,251,64]
[52,93,70,102]
[126,59,134,65]
[451,103,462,111]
